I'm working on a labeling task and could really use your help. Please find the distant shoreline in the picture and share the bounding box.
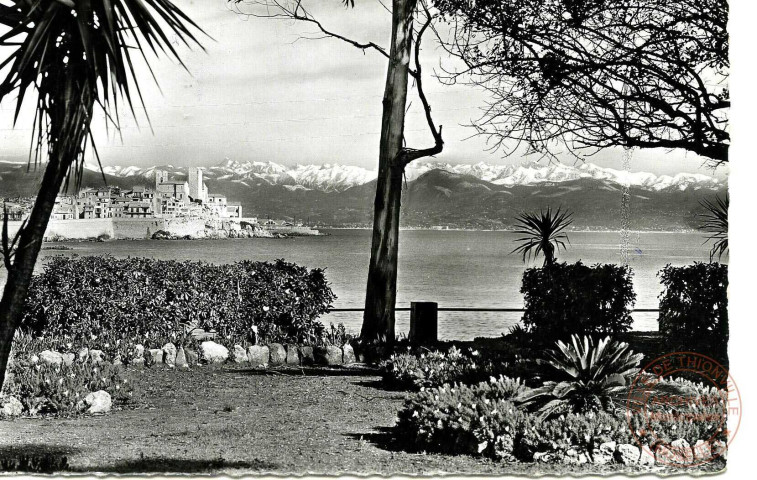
[321,227,701,234]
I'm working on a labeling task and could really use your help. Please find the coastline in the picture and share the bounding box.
[322,226,702,234]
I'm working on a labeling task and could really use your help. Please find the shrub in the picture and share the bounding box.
[518,335,643,418]
[21,256,336,344]
[395,375,633,461]
[395,376,530,459]
[380,346,517,390]
[520,262,636,340]
[658,262,728,355]
[515,411,632,461]
[1,360,133,416]
[626,376,728,447]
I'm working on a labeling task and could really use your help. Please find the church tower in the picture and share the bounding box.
[188,167,206,202]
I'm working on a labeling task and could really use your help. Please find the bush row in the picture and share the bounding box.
[518,261,727,347]
[21,256,336,344]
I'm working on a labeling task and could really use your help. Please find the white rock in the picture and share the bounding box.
[61,353,75,366]
[200,341,229,364]
[148,349,163,364]
[234,345,248,363]
[342,344,356,364]
[711,439,727,459]
[162,342,177,367]
[39,350,64,366]
[693,439,712,462]
[133,344,145,360]
[84,390,112,414]
[175,347,189,368]
[670,438,694,465]
[247,345,269,367]
[638,446,656,466]
[89,349,105,364]
[533,451,554,463]
[615,444,641,465]
[1,396,23,417]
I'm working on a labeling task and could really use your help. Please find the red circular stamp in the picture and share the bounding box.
[625,352,740,467]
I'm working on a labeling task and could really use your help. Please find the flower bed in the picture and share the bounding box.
[1,325,360,420]
[1,359,132,418]
[379,346,523,390]
[395,376,727,466]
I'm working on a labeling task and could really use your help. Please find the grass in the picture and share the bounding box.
[1,363,725,475]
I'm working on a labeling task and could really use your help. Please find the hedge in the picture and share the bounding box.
[21,256,336,344]
[520,262,636,340]
[657,262,728,358]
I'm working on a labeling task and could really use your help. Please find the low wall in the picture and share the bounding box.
[4,217,252,241]
[4,218,115,241]
[113,218,166,239]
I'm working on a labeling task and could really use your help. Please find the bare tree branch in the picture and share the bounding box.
[232,0,444,166]
[435,0,729,167]
[400,1,443,166]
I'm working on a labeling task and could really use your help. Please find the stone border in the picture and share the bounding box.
[30,342,361,370]
[530,439,725,467]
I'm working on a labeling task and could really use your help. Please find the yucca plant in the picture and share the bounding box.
[518,335,644,419]
[511,207,573,266]
[699,194,728,262]
[0,0,203,391]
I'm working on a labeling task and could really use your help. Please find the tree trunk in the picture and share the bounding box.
[361,0,416,344]
[0,157,70,392]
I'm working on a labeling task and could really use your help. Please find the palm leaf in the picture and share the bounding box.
[0,0,206,188]
[510,206,573,266]
[699,194,728,262]
[520,334,643,418]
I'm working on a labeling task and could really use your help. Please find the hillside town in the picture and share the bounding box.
[4,167,243,222]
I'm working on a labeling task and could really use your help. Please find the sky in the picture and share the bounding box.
[0,0,729,178]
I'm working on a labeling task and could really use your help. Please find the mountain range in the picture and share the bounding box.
[0,159,727,230]
[96,158,725,194]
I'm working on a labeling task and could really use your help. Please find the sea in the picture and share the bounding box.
[9,229,721,341]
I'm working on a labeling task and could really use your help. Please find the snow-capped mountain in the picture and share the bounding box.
[85,159,725,193]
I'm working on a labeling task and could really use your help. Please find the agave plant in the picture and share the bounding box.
[518,335,644,419]
[511,207,573,266]
[699,194,728,262]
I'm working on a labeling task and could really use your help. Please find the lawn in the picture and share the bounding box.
[0,364,725,475]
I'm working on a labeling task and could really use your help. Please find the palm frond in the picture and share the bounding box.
[519,334,643,418]
[510,206,573,266]
[0,0,205,189]
[699,194,728,262]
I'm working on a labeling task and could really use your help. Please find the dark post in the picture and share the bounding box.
[409,301,438,344]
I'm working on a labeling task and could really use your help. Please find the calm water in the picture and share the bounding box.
[13,229,719,340]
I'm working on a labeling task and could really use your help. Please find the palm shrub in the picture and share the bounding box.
[0,0,203,393]
[511,207,573,266]
[699,194,728,262]
[518,335,643,419]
